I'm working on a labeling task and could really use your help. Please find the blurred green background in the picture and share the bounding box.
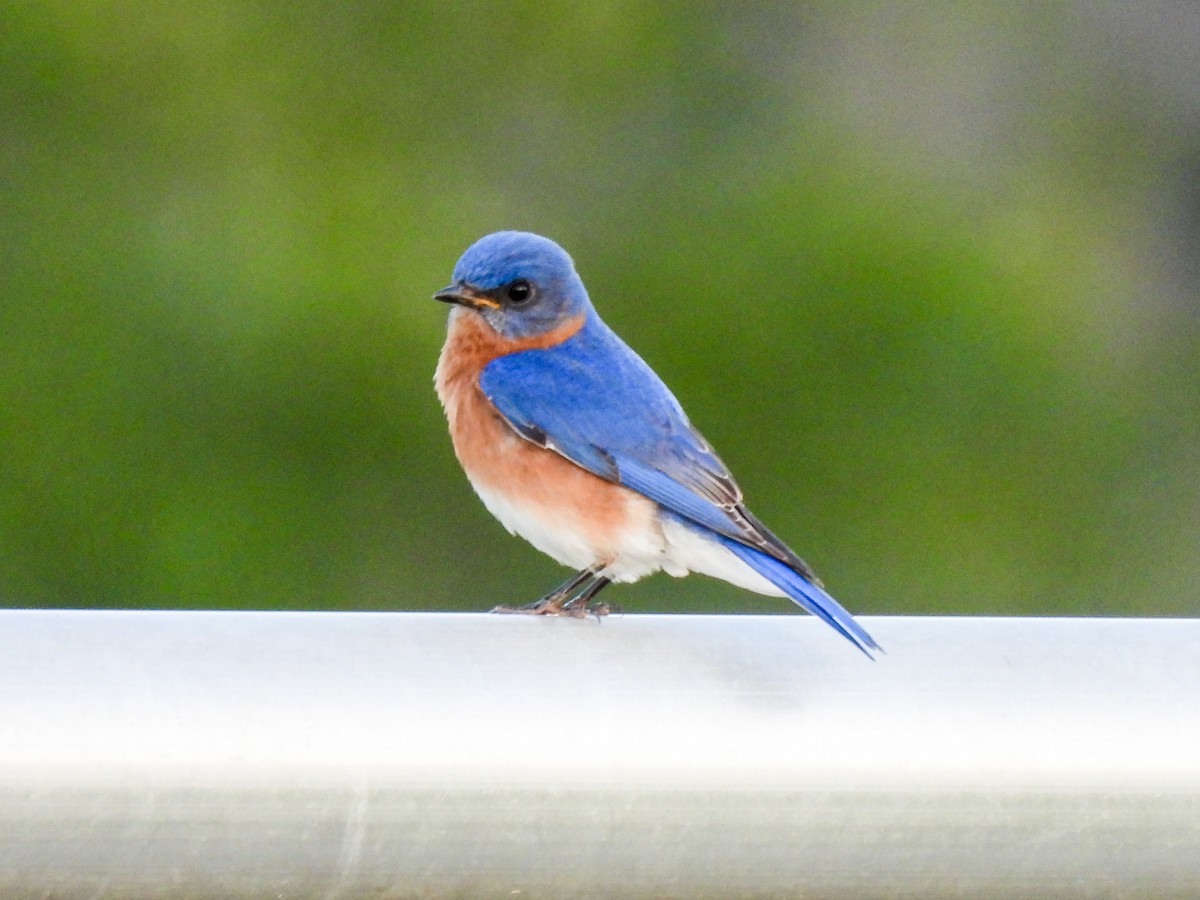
[2,2,1197,616]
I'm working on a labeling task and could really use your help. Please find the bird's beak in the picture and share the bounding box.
[433,283,501,310]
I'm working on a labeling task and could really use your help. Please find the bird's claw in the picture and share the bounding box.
[490,599,564,615]
[491,598,617,620]
[578,599,617,619]
[562,597,615,619]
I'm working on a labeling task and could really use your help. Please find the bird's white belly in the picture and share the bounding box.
[471,477,784,596]
[469,478,666,583]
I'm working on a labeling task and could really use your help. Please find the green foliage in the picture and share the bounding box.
[2,3,1196,615]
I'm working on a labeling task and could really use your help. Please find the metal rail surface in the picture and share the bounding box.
[1,610,1198,897]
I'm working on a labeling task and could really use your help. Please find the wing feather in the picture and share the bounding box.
[479,317,820,581]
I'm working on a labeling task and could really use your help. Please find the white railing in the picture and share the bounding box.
[1,609,1198,896]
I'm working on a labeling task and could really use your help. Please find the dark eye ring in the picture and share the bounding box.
[506,280,532,304]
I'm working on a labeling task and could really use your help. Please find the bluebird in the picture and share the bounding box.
[433,231,879,656]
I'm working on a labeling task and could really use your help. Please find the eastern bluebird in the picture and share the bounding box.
[434,231,879,656]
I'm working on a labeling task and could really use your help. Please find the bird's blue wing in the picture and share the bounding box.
[481,319,728,491]
[480,317,812,573]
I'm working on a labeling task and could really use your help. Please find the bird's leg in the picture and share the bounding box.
[561,575,614,619]
[491,568,598,616]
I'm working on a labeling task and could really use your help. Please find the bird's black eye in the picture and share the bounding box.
[506,280,532,304]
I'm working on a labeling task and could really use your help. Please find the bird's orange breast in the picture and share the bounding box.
[434,308,653,560]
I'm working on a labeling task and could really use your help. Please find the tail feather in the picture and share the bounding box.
[717,534,881,658]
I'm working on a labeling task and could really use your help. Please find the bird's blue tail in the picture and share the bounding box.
[716,534,881,658]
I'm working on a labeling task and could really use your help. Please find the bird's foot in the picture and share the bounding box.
[566,598,618,620]
[491,597,617,620]
[491,597,568,615]
[491,570,615,620]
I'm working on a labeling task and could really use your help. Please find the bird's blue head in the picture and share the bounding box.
[433,231,592,340]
